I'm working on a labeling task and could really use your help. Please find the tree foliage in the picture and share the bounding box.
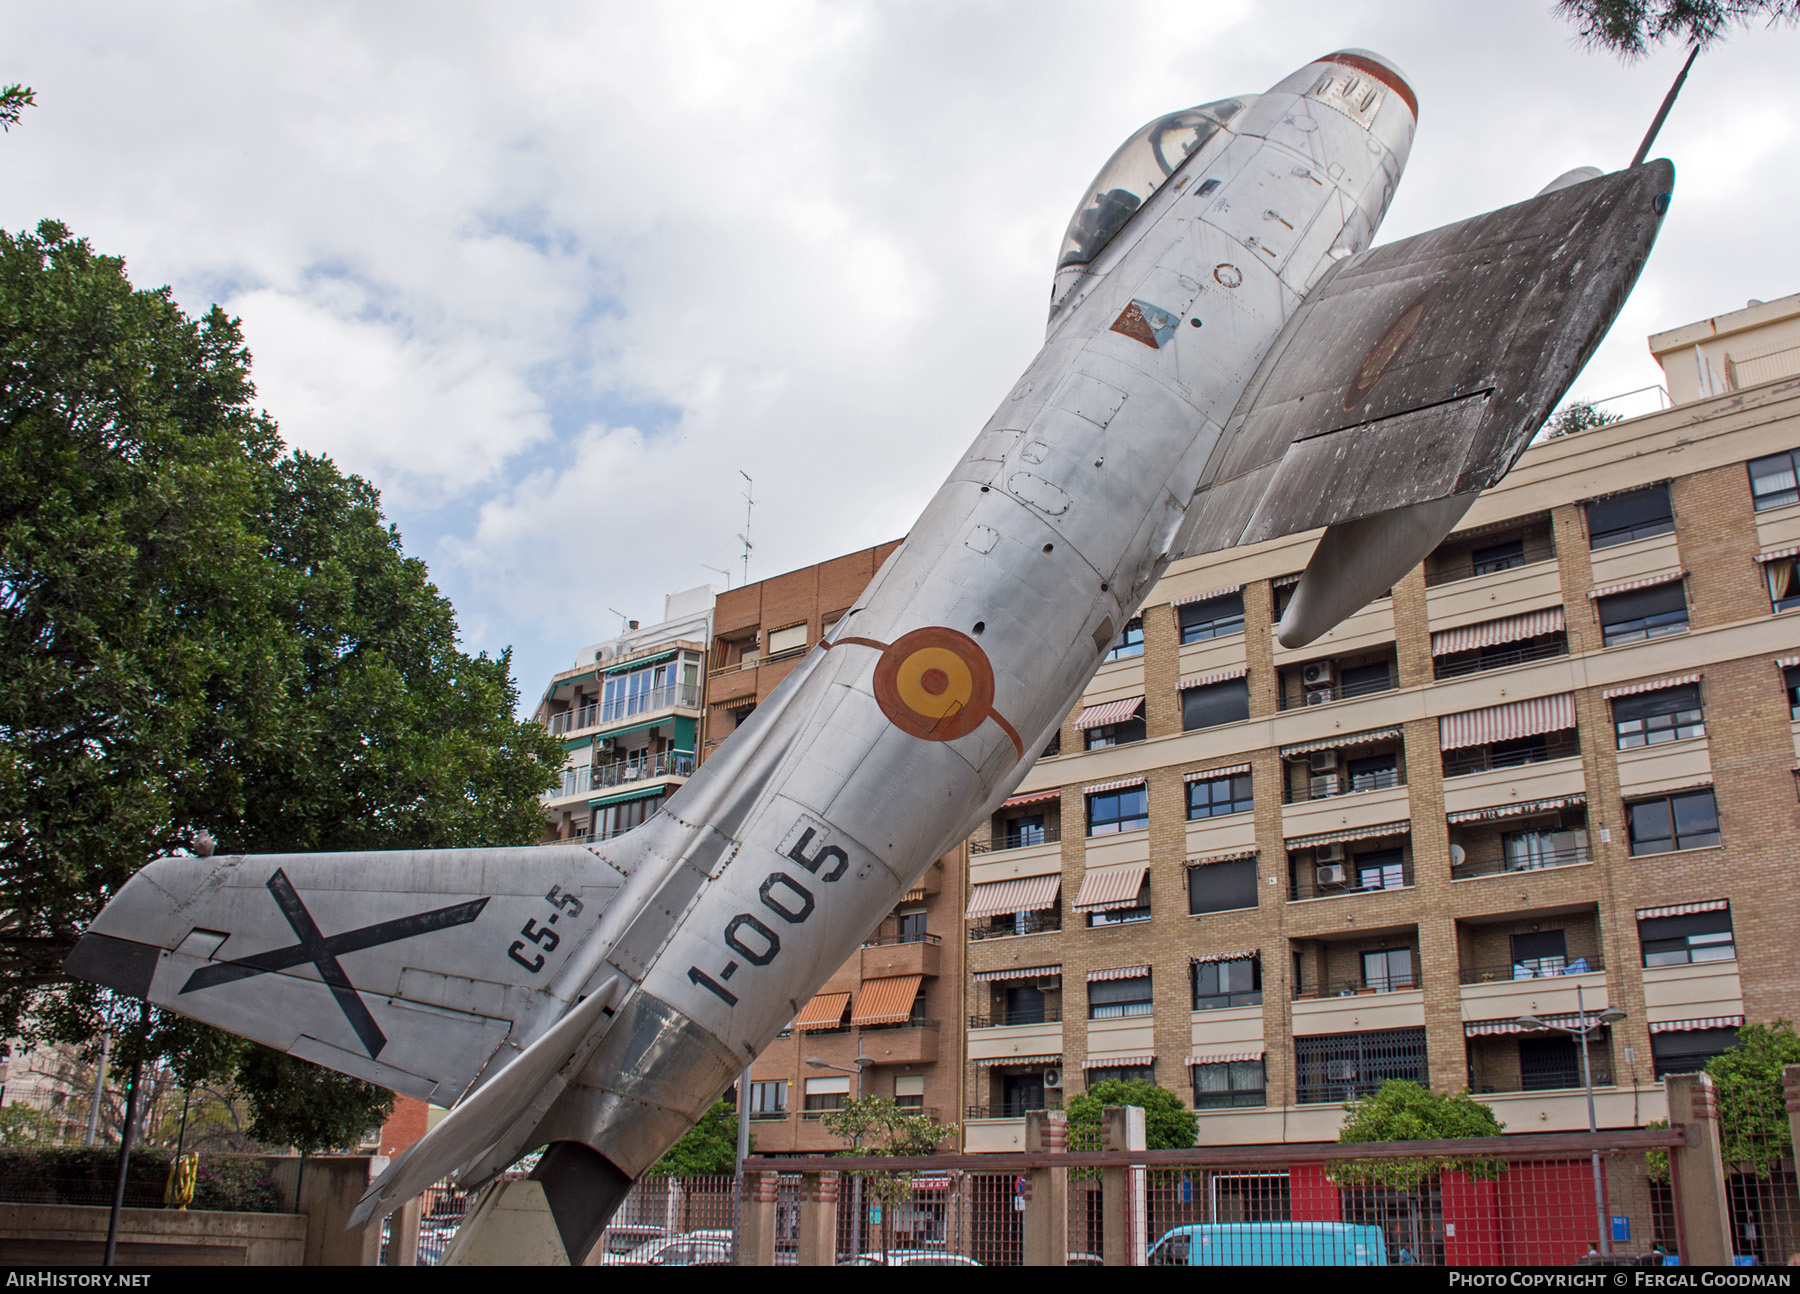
[1066,1078,1197,1151]
[1333,1081,1506,1188]
[646,1098,741,1176]
[1556,0,1799,56]
[0,86,33,133]
[1706,1020,1800,1178]
[819,1095,958,1156]
[1544,400,1625,439]
[0,219,564,1150]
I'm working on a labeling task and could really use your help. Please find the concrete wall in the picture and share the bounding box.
[0,1204,306,1266]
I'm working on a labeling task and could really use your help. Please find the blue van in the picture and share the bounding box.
[1146,1222,1390,1266]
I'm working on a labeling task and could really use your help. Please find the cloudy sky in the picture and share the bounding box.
[9,3,1798,709]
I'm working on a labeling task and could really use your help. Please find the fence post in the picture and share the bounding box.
[1100,1106,1146,1266]
[389,1194,421,1266]
[737,1171,779,1266]
[1023,1110,1068,1266]
[796,1171,839,1266]
[1665,1071,1733,1266]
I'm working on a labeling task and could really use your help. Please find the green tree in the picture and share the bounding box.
[646,1098,740,1176]
[818,1095,958,1156]
[1544,400,1625,439]
[0,219,565,1148]
[0,86,33,132]
[1333,1080,1506,1188]
[1556,0,1799,57]
[1066,1078,1197,1151]
[1706,1020,1800,1177]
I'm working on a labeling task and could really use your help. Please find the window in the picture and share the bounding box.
[1354,848,1406,892]
[1519,1036,1582,1091]
[1339,660,1393,699]
[1002,984,1047,1025]
[1613,683,1704,748]
[1272,577,1301,617]
[1765,555,1800,612]
[749,1080,788,1120]
[1787,664,1800,719]
[1586,484,1673,548]
[1346,751,1398,791]
[1192,1059,1266,1109]
[1084,716,1147,749]
[803,1075,849,1114]
[1087,878,1151,926]
[996,813,1047,849]
[1502,826,1588,870]
[1105,617,1145,661]
[1187,857,1259,915]
[1510,929,1567,976]
[1088,973,1153,1019]
[894,1075,925,1110]
[1651,1027,1740,1078]
[1628,789,1720,855]
[1361,948,1415,992]
[593,791,664,841]
[1086,785,1148,836]
[1639,905,1734,967]
[1179,591,1245,643]
[897,909,927,943]
[1597,581,1688,646]
[1187,772,1252,819]
[1181,678,1249,730]
[767,623,808,656]
[1748,449,1800,510]
[1293,1027,1427,1104]
[1471,537,1526,575]
[1087,1065,1155,1087]
[1192,956,1261,1010]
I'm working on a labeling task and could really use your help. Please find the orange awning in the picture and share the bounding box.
[851,975,923,1027]
[965,875,1061,920]
[793,991,850,1031]
[1071,866,1148,912]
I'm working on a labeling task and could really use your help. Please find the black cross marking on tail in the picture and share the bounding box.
[179,869,489,1060]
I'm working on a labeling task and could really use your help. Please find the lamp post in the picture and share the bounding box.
[808,1050,871,1259]
[1517,984,1628,1258]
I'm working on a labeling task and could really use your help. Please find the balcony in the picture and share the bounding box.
[968,912,1062,942]
[970,824,1061,855]
[1287,856,1413,903]
[969,1006,1063,1029]
[1433,635,1569,680]
[858,1021,940,1066]
[1284,766,1402,803]
[544,682,701,735]
[859,932,942,980]
[965,1093,1063,1121]
[1424,540,1558,588]
[1291,986,1426,1036]
[1459,962,1609,1027]
[1442,732,1580,778]
[967,1017,1063,1065]
[546,751,695,803]
[1276,673,1397,711]
[1440,754,1585,820]
[1294,973,1419,1000]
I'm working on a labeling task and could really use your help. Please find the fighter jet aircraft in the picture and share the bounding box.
[65,49,1672,1261]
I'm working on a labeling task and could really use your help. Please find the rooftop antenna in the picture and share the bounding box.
[1631,43,1700,168]
[736,470,756,586]
[700,563,732,590]
[607,607,632,635]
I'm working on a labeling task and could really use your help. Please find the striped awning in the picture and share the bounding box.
[1180,667,1248,690]
[1757,545,1800,563]
[1172,585,1242,608]
[1280,727,1402,757]
[1446,794,1586,824]
[1001,788,1061,808]
[1431,607,1565,656]
[1439,693,1576,751]
[587,784,669,809]
[1588,570,1686,600]
[793,992,851,1031]
[1186,1050,1263,1066]
[1083,1054,1155,1070]
[1650,1016,1744,1034]
[852,975,922,1026]
[1466,1012,1607,1037]
[1604,672,1700,700]
[715,692,758,711]
[1072,866,1148,912]
[606,649,676,675]
[1186,764,1250,782]
[1273,572,1304,588]
[902,887,928,903]
[1190,949,1257,965]
[1287,821,1410,850]
[1779,656,1800,669]
[1087,964,1151,982]
[1188,848,1258,866]
[973,1053,1061,1069]
[1636,899,1728,920]
[1084,775,1146,795]
[1074,697,1143,730]
[972,964,1061,984]
[965,875,1062,920]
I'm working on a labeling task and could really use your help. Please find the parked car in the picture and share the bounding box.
[594,1224,666,1261]
[605,1233,733,1266]
[1147,1222,1390,1266]
[840,1250,982,1266]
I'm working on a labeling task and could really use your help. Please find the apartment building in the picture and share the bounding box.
[961,291,1800,1150]
[705,544,966,1153]
[535,585,714,844]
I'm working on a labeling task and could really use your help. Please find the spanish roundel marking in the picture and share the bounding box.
[830,626,1024,758]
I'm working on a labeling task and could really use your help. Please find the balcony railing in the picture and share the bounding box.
[861,1017,939,1034]
[1192,990,1262,1011]
[545,683,702,734]
[965,1095,1063,1120]
[1294,975,1419,1000]
[1459,955,1604,985]
[1433,635,1570,679]
[1471,1071,1613,1094]
[1288,861,1413,903]
[968,1006,1063,1029]
[1283,766,1402,804]
[970,824,1062,856]
[1276,673,1397,711]
[968,912,1062,942]
[861,932,942,948]
[1450,845,1590,880]
[1424,541,1557,588]
[548,751,695,801]
[1442,732,1580,778]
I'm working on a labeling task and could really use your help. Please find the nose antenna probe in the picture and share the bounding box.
[1631,43,1700,168]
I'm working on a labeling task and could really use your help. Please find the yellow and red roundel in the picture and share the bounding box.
[872,627,995,743]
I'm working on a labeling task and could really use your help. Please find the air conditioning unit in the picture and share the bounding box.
[1302,660,1336,688]
[1043,1067,1063,1090]
[1034,978,1062,990]
[1309,773,1340,797]
[1315,863,1348,887]
[1315,843,1346,863]
[1305,689,1334,707]
[1308,750,1339,774]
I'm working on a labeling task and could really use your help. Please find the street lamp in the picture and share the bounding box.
[1516,982,1627,1257]
[807,1051,872,1257]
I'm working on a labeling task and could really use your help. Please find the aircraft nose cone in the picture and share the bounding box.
[1316,48,1417,119]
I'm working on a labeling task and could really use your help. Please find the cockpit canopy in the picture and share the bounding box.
[1057,98,1245,269]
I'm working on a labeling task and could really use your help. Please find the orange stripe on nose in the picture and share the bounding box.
[1320,51,1417,119]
